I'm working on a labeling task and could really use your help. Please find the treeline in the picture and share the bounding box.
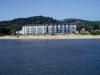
[0,16,100,35]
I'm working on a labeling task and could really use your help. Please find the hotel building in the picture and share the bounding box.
[16,24,77,34]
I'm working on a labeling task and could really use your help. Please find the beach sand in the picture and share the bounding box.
[0,34,100,39]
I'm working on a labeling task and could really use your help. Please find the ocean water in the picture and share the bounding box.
[0,39,100,75]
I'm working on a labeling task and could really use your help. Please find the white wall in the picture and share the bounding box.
[16,24,77,34]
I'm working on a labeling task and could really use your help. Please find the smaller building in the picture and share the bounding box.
[80,28,86,33]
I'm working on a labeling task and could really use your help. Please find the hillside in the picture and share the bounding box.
[0,16,100,35]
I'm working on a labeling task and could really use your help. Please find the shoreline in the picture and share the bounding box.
[0,34,100,40]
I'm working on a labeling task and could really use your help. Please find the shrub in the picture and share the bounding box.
[90,30,100,35]
[79,32,89,35]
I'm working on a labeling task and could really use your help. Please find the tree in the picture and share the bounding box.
[0,28,10,35]
[93,24,99,30]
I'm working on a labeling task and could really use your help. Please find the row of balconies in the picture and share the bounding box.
[17,24,76,34]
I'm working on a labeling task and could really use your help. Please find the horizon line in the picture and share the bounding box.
[0,15,100,22]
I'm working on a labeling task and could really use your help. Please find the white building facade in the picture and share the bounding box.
[16,24,77,34]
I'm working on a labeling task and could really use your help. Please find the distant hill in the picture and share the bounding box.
[63,18,100,31]
[0,16,100,35]
[0,16,58,30]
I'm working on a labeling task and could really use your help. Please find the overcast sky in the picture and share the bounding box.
[0,0,100,21]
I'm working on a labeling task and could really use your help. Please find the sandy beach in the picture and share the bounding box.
[0,34,100,39]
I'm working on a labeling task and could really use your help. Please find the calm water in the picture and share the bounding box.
[0,39,100,75]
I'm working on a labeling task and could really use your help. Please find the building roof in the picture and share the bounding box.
[24,24,76,26]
